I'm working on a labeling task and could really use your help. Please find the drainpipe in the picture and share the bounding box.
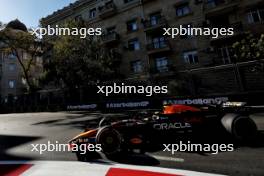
[234,63,244,92]
[140,0,150,82]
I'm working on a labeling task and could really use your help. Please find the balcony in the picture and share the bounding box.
[204,0,239,16]
[101,32,120,44]
[143,17,167,32]
[146,39,171,55]
[98,2,117,19]
[149,65,176,77]
[142,0,156,3]
[150,66,169,74]
[243,22,264,35]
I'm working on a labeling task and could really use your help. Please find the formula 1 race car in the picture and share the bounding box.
[69,102,259,161]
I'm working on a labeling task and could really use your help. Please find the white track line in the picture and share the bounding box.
[19,161,225,176]
[149,154,185,163]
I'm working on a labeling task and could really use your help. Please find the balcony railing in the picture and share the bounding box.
[153,66,169,73]
[150,65,175,75]
[98,2,117,19]
[101,32,120,44]
[143,17,167,32]
[146,39,171,54]
[230,22,243,33]
[204,0,239,13]
[142,0,156,3]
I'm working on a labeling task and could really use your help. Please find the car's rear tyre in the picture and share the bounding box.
[221,113,257,141]
[76,151,99,162]
[76,152,86,161]
[96,126,122,155]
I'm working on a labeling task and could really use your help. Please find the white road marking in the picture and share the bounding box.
[149,154,185,163]
[0,161,31,164]
[19,161,225,176]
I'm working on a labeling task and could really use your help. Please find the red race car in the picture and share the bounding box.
[69,103,258,161]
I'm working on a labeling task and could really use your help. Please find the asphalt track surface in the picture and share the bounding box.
[0,112,263,176]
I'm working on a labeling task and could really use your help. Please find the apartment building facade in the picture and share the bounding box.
[0,51,23,101]
[41,0,264,96]
[0,20,43,101]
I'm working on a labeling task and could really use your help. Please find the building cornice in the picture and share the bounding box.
[40,0,96,26]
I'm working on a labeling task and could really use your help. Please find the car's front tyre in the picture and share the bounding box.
[96,126,122,156]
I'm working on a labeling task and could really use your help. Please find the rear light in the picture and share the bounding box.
[130,138,143,145]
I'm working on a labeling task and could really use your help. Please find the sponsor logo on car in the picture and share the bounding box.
[153,122,192,130]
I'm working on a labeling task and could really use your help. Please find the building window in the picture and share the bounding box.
[155,57,169,72]
[128,38,140,51]
[89,8,96,19]
[247,9,264,23]
[8,80,15,89]
[152,37,166,49]
[8,53,17,59]
[176,4,191,17]
[206,0,225,8]
[127,19,138,32]
[183,50,199,64]
[217,46,233,64]
[74,15,82,21]
[107,26,116,34]
[150,12,162,26]
[131,60,143,73]
[8,63,16,71]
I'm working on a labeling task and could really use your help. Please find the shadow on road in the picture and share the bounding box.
[79,152,160,166]
[0,135,41,161]
[106,153,160,166]
[0,164,33,176]
[31,112,103,129]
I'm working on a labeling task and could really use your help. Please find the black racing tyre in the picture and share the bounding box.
[76,152,86,162]
[96,126,122,155]
[99,117,110,128]
[76,151,92,162]
[76,151,99,162]
[221,114,257,141]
